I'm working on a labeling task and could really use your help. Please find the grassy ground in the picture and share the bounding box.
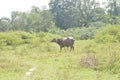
[0,40,119,80]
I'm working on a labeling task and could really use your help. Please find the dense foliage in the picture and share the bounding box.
[49,0,120,29]
[0,6,55,32]
[95,25,120,43]
[0,0,120,32]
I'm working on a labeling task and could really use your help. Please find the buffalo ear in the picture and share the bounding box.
[51,38,54,42]
[51,38,57,42]
[54,38,57,42]
[57,39,62,42]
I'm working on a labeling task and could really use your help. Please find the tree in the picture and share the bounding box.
[10,6,55,32]
[107,0,120,16]
[49,0,104,29]
[29,6,55,32]
[0,17,11,31]
[31,6,41,13]
[49,0,76,29]
[76,0,103,26]
[11,11,28,31]
[40,10,55,32]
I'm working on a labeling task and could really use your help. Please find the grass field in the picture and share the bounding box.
[0,40,120,80]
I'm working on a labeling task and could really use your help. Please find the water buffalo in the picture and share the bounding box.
[51,36,75,52]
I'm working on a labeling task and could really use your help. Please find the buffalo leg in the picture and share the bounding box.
[72,46,74,50]
[70,46,74,51]
[60,47,62,52]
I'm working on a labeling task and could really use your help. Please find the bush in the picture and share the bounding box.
[0,31,60,47]
[49,27,99,40]
[37,32,61,42]
[0,32,23,46]
[93,25,120,73]
[65,28,81,39]
[89,21,105,28]
[95,25,120,43]
[48,27,65,36]
[79,53,98,70]
[80,27,99,40]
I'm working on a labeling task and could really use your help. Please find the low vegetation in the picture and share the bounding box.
[0,25,120,80]
[0,0,120,79]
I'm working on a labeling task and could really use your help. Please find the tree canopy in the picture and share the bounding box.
[0,0,120,31]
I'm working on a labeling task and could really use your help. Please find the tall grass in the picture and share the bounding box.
[0,30,120,80]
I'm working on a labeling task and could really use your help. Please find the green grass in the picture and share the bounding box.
[0,40,120,80]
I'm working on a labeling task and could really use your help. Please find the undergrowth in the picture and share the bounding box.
[0,29,120,80]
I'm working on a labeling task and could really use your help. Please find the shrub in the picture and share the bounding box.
[94,25,120,73]
[0,32,23,46]
[95,25,120,43]
[37,32,61,42]
[49,27,99,40]
[65,28,81,39]
[48,27,65,36]
[79,53,98,70]
[89,21,105,28]
[0,31,62,48]
[80,27,99,40]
